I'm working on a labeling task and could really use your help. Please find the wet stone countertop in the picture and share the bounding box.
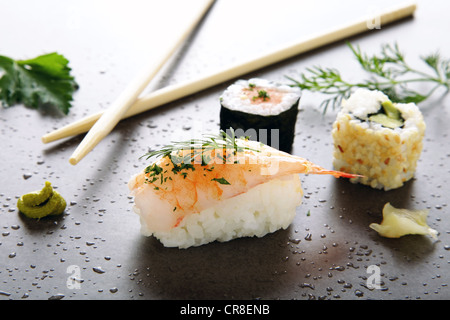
[0,0,449,300]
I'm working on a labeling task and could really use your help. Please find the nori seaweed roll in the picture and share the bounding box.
[219,78,301,152]
[332,88,426,191]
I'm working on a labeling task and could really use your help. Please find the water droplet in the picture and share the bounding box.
[354,290,364,297]
[0,291,11,297]
[299,283,315,290]
[333,265,345,271]
[304,233,312,241]
[48,294,64,300]
[386,276,398,283]
[93,266,105,274]
[109,287,118,293]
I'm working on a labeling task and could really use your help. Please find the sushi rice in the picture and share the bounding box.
[134,174,302,249]
[220,78,301,116]
[332,89,426,190]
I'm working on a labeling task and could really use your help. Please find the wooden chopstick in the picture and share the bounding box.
[43,1,417,146]
[67,0,215,165]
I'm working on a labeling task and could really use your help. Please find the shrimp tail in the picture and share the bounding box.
[302,161,362,179]
[269,155,363,179]
[322,170,363,179]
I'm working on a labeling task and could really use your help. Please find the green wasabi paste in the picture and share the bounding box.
[17,181,66,218]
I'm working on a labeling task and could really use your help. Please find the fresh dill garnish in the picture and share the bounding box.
[141,128,260,164]
[140,129,261,183]
[287,42,450,113]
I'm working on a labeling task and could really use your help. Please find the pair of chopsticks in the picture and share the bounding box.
[44,1,417,165]
[66,0,216,165]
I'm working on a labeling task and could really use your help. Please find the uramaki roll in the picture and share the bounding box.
[332,89,426,191]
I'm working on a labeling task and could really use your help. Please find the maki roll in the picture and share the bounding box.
[332,89,426,191]
[220,78,301,152]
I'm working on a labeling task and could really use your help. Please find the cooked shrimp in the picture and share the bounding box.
[129,136,359,233]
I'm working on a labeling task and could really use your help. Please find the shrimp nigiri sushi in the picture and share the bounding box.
[128,130,358,248]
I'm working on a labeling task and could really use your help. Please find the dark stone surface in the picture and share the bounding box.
[0,0,448,300]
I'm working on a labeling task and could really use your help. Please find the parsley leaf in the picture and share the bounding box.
[0,52,78,115]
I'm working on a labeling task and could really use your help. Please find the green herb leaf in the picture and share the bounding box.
[211,177,231,185]
[252,90,270,101]
[145,163,163,176]
[0,52,78,114]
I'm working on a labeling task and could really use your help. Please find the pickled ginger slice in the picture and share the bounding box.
[370,202,438,239]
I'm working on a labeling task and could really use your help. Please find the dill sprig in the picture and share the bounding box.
[140,128,259,164]
[287,42,450,112]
